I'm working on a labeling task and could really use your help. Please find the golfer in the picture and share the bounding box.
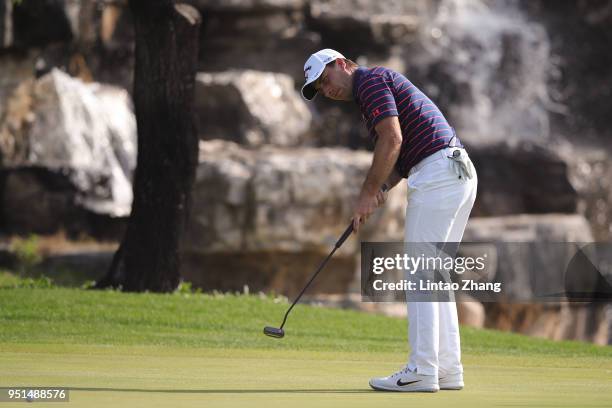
[301,49,477,392]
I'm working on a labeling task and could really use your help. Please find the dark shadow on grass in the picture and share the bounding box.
[69,387,373,394]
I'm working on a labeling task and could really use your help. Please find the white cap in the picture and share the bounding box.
[301,48,345,101]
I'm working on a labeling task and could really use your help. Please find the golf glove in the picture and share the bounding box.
[448,149,474,180]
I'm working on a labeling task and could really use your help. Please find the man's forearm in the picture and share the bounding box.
[361,135,401,196]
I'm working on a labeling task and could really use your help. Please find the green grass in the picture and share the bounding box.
[1,278,611,407]
[1,287,610,357]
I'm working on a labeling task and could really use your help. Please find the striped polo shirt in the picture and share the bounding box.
[352,66,461,177]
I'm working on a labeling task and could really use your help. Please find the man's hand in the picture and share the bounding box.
[352,189,387,233]
[376,189,388,207]
[352,191,377,233]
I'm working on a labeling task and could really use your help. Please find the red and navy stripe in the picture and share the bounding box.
[352,66,459,177]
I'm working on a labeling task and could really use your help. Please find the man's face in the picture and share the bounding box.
[315,60,353,101]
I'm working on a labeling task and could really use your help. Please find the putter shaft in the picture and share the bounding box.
[274,184,389,332]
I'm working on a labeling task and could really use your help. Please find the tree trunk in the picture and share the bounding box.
[95,0,201,292]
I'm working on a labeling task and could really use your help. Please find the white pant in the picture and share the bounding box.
[403,147,477,376]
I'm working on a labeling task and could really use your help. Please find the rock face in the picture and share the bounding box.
[470,142,578,216]
[404,0,552,146]
[308,0,421,55]
[0,69,136,234]
[464,213,593,243]
[2,0,611,152]
[0,51,37,122]
[187,0,305,12]
[10,0,74,48]
[185,140,406,253]
[193,0,319,84]
[195,71,312,147]
[469,140,612,243]
[461,214,611,345]
[484,303,610,346]
[463,214,594,300]
[181,140,407,295]
[456,294,486,328]
[561,145,612,241]
[519,0,612,148]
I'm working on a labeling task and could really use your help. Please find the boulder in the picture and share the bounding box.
[5,0,98,48]
[464,213,593,242]
[11,0,75,48]
[194,1,320,83]
[195,71,312,147]
[462,214,595,302]
[5,0,100,49]
[187,0,305,12]
[461,214,611,343]
[308,0,420,53]
[484,303,610,345]
[457,141,612,245]
[0,69,136,234]
[561,145,612,241]
[1,167,81,234]
[0,51,37,121]
[2,0,133,90]
[456,294,485,328]
[469,141,578,216]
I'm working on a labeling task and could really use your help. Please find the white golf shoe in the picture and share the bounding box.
[369,366,439,392]
[439,372,464,390]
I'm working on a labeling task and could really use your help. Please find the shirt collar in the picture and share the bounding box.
[352,67,369,103]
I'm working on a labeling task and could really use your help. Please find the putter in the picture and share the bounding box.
[264,184,389,339]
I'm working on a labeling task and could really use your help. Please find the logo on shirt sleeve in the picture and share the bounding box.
[372,108,381,118]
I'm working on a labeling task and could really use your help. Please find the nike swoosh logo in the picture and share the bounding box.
[396,379,421,386]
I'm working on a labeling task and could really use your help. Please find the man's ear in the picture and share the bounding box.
[337,58,347,71]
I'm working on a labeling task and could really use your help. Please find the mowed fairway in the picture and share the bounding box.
[1,287,611,407]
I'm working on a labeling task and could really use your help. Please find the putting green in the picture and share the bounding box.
[1,286,611,407]
[2,343,611,407]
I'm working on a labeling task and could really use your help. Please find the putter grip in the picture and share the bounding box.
[334,184,389,249]
[335,223,354,249]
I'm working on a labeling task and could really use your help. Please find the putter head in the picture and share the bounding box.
[263,326,285,338]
